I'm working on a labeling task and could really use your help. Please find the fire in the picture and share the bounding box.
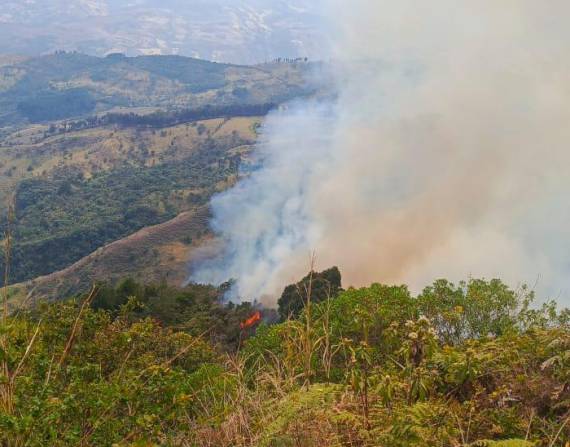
[240,311,262,330]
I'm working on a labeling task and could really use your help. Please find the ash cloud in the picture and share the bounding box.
[192,1,570,304]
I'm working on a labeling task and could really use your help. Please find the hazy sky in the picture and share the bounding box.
[0,0,327,63]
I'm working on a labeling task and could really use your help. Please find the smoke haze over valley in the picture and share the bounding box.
[192,0,570,305]
[1,0,570,306]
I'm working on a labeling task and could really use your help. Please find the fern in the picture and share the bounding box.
[258,384,344,447]
[470,440,536,447]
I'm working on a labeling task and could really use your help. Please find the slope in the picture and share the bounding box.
[10,207,212,303]
[0,52,313,126]
[1,116,261,284]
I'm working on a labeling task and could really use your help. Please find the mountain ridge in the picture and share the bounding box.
[0,51,313,127]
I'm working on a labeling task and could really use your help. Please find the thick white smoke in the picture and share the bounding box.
[192,0,570,304]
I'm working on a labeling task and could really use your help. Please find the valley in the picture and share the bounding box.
[0,52,314,299]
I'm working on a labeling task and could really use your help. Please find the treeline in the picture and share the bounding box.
[45,103,277,136]
[90,278,274,351]
[270,57,310,64]
[103,103,276,128]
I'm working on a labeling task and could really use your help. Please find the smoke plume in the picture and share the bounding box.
[192,0,570,304]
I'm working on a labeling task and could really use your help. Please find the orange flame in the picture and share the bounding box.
[240,311,262,330]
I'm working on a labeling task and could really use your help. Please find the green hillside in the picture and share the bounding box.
[0,53,313,288]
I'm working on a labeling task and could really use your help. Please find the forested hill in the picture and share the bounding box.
[1,116,261,288]
[0,51,315,127]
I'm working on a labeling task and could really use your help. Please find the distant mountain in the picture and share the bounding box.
[0,0,327,64]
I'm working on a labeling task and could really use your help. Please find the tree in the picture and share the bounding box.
[277,266,342,320]
[417,278,525,345]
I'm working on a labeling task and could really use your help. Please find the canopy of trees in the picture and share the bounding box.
[17,88,96,123]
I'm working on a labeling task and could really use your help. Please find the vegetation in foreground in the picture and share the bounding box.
[0,275,569,446]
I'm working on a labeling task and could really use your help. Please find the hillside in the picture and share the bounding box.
[9,207,213,303]
[0,52,313,127]
[0,52,318,297]
[1,116,262,285]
